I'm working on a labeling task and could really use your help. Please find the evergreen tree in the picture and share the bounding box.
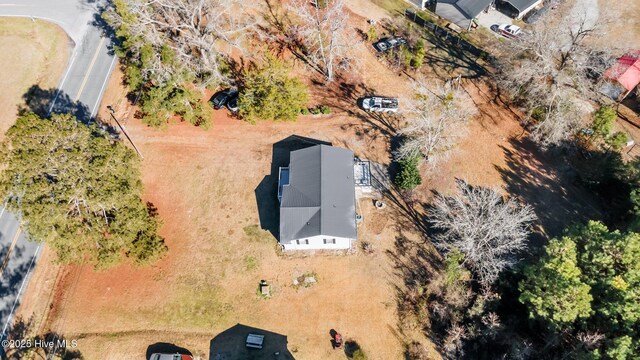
[519,237,593,326]
[394,153,422,190]
[519,221,640,358]
[0,113,167,268]
[238,56,308,123]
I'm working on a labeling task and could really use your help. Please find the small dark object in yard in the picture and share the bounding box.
[361,241,374,254]
[374,200,386,209]
[259,280,270,296]
[334,332,343,349]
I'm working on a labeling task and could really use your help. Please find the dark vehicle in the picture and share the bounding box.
[209,88,238,109]
[149,354,193,360]
[227,94,239,112]
[373,36,407,53]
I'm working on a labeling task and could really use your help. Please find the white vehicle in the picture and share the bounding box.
[493,24,523,39]
[246,333,265,349]
[362,97,399,113]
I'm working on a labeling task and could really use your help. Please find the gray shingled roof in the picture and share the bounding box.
[279,145,357,242]
[501,0,539,11]
[455,0,493,18]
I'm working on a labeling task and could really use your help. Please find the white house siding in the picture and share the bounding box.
[408,0,427,8]
[516,0,543,18]
[281,235,353,251]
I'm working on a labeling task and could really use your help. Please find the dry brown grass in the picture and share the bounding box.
[0,18,70,140]
[14,2,608,360]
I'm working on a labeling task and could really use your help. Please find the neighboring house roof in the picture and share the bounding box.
[455,0,493,18]
[604,50,640,92]
[279,145,357,242]
[500,0,541,12]
[435,0,492,28]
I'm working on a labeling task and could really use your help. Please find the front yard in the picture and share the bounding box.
[13,1,611,359]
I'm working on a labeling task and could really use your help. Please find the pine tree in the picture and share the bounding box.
[519,237,593,326]
[0,113,167,268]
[238,56,308,123]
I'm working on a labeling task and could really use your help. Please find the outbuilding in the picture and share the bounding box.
[603,50,640,101]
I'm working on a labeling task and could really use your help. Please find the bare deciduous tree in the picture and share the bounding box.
[497,2,618,148]
[429,179,537,285]
[106,0,253,87]
[396,80,477,165]
[287,0,355,81]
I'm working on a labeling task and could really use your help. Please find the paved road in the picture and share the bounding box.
[0,0,117,345]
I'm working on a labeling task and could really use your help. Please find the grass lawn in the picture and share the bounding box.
[0,18,70,139]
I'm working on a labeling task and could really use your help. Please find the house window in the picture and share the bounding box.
[324,238,336,244]
[296,239,309,245]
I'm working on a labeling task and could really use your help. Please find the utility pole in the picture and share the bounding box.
[107,105,144,159]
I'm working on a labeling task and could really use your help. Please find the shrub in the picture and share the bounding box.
[352,349,367,360]
[366,25,377,42]
[319,105,332,114]
[394,153,422,190]
[239,55,308,123]
[606,131,628,150]
[592,105,617,138]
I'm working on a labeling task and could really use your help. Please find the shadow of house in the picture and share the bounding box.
[146,343,193,360]
[209,323,295,360]
[254,135,332,240]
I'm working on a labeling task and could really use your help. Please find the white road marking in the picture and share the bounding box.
[0,201,7,219]
[1,244,41,338]
[91,54,117,117]
[48,50,78,115]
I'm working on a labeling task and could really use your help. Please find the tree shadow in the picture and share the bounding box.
[21,85,91,123]
[146,342,192,360]
[19,85,119,134]
[255,135,332,240]
[495,137,604,241]
[258,0,325,77]
[343,340,361,358]
[402,10,489,80]
[91,5,119,56]
[209,323,295,360]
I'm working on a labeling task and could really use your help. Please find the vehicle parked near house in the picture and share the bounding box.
[361,96,399,113]
[149,353,193,360]
[209,88,238,110]
[491,24,523,38]
[227,93,239,112]
[373,37,407,53]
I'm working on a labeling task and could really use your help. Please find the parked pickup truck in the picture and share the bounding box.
[373,36,407,53]
[362,97,399,113]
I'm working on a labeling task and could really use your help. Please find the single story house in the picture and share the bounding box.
[495,0,543,19]
[432,0,493,30]
[277,144,358,250]
[603,50,640,101]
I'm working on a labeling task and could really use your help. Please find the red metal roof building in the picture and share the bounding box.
[605,50,640,92]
